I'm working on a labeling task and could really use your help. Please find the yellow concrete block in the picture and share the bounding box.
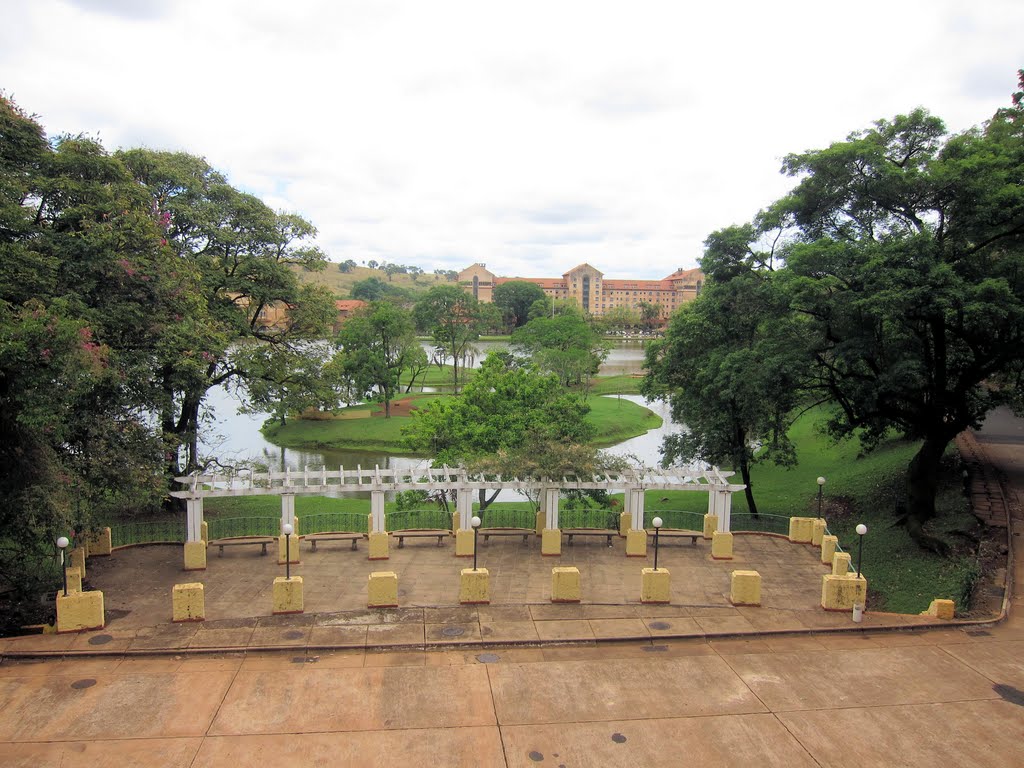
[923,598,955,620]
[535,510,544,536]
[56,589,104,632]
[368,531,390,560]
[550,566,581,603]
[619,511,631,537]
[86,527,112,556]
[811,518,827,547]
[820,535,839,565]
[183,540,207,571]
[69,546,86,579]
[459,568,490,604]
[368,571,398,608]
[65,566,82,593]
[730,570,762,606]
[200,520,209,543]
[625,528,647,557]
[172,582,205,622]
[703,514,718,539]
[277,533,300,565]
[454,528,475,557]
[711,531,733,560]
[821,574,867,611]
[541,528,561,556]
[641,567,671,604]
[272,576,304,614]
[832,551,852,576]
[788,516,815,543]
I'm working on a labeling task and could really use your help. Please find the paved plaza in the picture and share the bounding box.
[1,411,1022,766]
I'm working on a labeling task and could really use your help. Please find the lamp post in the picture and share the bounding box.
[855,523,867,578]
[283,523,293,580]
[816,476,826,518]
[652,517,663,571]
[57,536,69,597]
[471,516,481,571]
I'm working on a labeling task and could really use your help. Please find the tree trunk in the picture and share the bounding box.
[903,433,953,554]
[739,455,758,517]
[478,487,500,514]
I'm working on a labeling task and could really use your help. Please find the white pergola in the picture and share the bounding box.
[171,463,745,543]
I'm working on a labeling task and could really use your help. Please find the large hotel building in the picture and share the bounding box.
[457,262,704,320]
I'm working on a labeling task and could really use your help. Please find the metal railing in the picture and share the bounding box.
[645,509,703,531]
[477,507,536,529]
[109,520,186,548]
[207,516,279,540]
[301,511,368,535]
[559,508,620,530]
[729,513,791,535]
[387,508,452,531]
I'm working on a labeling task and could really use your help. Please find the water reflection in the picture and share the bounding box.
[199,341,678,479]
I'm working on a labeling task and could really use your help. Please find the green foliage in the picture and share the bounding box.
[413,285,485,393]
[334,301,421,417]
[493,280,547,329]
[511,313,608,389]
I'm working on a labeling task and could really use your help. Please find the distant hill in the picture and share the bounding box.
[291,264,458,299]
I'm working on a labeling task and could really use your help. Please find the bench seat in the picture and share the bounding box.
[304,532,363,551]
[562,528,616,547]
[210,536,276,556]
[480,527,532,544]
[393,529,450,548]
[646,529,702,545]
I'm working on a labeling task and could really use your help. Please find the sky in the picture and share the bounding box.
[2,1,1022,280]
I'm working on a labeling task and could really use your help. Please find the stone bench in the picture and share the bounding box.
[210,536,275,556]
[304,532,362,552]
[481,527,532,544]
[563,528,616,547]
[646,529,701,545]
[394,529,450,548]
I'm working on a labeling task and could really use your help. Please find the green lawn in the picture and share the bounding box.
[644,409,979,614]
[588,375,644,396]
[263,391,660,452]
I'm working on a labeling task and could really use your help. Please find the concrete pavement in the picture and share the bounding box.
[1,413,1022,767]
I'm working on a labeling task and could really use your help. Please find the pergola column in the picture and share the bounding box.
[625,487,647,557]
[183,496,206,571]
[368,490,389,560]
[280,493,296,532]
[541,488,561,556]
[455,488,475,557]
[717,489,732,532]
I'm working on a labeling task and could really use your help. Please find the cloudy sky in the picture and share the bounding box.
[2,1,1022,279]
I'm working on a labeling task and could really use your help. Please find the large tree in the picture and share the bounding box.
[643,222,811,515]
[413,284,484,393]
[511,313,608,389]
[117,149,336,477]
[335,301,421,418]
[493,280,547,330]
[402,352,594,512]
[774,86,1024,549]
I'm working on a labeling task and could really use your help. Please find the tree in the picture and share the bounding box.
[413,285,484,393]
[338,259,357,273]
[117,148,336,477]
[234,341,337,426]
[335,301,420,417]
[0,96,172,597]
[772,89,1024,549]
[511,313,608,388]
[638,301,663,330]
[403,352,595,512]
[493,280,547,329]
[593,305,641,334]
[527,296,579,321]
[350,276,388,301]
[642,223,811,515]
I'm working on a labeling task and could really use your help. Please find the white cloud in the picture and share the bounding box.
[3,0,1022,280]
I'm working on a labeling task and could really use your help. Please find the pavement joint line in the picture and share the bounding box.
[1,616,996,661]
